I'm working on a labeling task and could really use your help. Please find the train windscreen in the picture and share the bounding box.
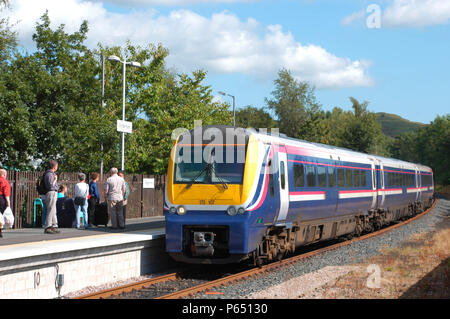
[174,144,247,184]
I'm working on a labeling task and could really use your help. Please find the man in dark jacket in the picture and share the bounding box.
[43,160,60,234]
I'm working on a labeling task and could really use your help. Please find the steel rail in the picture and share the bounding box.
[76,272,180,299]
[76,199,437,299]
[158,199,438,299]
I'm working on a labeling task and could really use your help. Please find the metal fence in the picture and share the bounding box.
[5,171,166,229]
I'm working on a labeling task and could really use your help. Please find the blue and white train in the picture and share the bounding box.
[164,126,434,264]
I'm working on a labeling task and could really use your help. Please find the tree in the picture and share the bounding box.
[265,69,326,143]
[0,11,232,174]
[333,97,387,155]
[0,0,36,169]
[392,115,450,185]
[235,105,277,130]
[126,69,232,174]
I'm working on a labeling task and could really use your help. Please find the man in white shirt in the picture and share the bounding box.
[103,168,126,229]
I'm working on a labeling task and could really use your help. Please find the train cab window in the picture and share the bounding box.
[268,160,274,197]
[328,167,336,187]
[354,170,360,187]
[337,169,345,187]
[306,165,316,187]
[346,169,353,187]
[318,166,327,187]
[280,161,286,190]
[294,164,305,187]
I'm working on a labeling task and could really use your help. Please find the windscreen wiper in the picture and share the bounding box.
[185,163,210,189]
[209,163,228,190]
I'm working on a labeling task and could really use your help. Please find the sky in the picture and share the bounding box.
[4,0,450,124]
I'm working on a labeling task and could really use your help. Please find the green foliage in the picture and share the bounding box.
[333,97,388,155]
[390,115,450,185]
[0,11,231,174]
[265,68,326,143]
[235,105,277,129]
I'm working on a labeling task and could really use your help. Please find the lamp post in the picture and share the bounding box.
[107,55,141,171]
[218,91,236,126]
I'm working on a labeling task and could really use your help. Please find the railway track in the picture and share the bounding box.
[76,199,438,299]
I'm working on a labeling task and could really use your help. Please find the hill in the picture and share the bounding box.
[375,112,425,138]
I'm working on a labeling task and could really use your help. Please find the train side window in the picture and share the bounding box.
[337,168,345,187]
[280,161,285,190]
[318,166,327,187]
[346,169,353,187]
[354,170,360,187]
[361,170,366,187]
[306,165,316,187]
[294,163,304,187]
[328,167,336,187]
[268,160,274,197]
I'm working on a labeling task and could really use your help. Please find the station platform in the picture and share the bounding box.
[0,216,170,299]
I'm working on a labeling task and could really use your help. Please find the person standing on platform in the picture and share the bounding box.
[74,173,89,229]
[88,172,100,228]
[43,160,60,234]
[118,170,130,228]
[0,169,11,238]
[57,184,67,198]
[104,168,125,229]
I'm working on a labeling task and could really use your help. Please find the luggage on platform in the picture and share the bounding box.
[56,197,76,228]
[94,202,108,227]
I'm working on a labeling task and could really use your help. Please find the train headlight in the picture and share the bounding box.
[237,207,246,215]
[227,206,237,216]
[169,207,177,214]
[177,206,186,215]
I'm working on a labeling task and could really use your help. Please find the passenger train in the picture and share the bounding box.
[164,125,434,265]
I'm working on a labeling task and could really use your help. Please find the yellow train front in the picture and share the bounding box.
[164,125,267,264]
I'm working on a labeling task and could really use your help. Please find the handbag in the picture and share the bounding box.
[74,197,86,206]
[74,183,88,206]
[3,207,14,228]
[0,212,4,228]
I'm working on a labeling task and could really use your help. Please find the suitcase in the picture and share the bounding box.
[94,202,109,227]
[56,197,76,228]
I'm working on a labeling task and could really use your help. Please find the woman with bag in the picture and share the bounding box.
[88,172,100,228]
[74,173,89,229]
[0,169,12,238]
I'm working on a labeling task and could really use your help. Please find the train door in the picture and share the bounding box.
[369,158,377,210]
[414,166,421,201]
[376,159,386,209]
[275,145,289,223]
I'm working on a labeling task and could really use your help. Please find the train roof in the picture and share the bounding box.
[174,125,432,173]
[248,127,432,173]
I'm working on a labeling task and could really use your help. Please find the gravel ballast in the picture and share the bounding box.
[195,198,450,299]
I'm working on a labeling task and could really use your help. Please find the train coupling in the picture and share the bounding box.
[191,231,216,257]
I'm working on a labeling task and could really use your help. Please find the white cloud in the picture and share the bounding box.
[341,9,365,25]
[95,0,258,5]
[342,0,450,28]
[383,0,450,27]
[6,0,373,89]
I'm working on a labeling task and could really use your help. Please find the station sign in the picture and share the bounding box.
[117,120,133,133]
[143,178,155,189]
